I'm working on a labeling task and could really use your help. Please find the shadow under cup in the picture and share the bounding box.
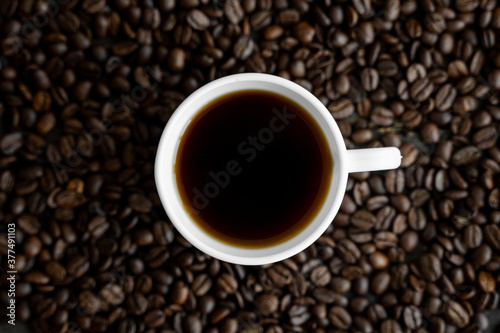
[155,74,349,265]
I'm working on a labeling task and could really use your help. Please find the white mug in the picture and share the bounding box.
[155,73,401,265]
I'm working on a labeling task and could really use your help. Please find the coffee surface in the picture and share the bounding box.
[176,90,333,248]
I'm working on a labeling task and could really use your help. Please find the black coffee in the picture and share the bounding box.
[175,90,333,248]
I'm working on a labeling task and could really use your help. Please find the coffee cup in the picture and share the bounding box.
[155,73,401,265]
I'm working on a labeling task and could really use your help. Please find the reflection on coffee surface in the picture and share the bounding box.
[175,90,333,248]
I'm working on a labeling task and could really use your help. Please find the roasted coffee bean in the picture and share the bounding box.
[328,98,355,120]
[370,106,394,126]
[256,293,279,313]
[216,273,238,294]
[490,69,500,89]
[128,193,152,213]
[22,235,42,257]
[345,314,367,332]
[267,265,292,287]
[410,78,433,103]
[294,22,315,44]
[44,261,66,282]
[197,294,216,315]
[101,284,125,306]
[225,0,245,24]
[385,169,405,194]
[463,224,483,249]
[420,123,440,143]
[67,256,90,278]
[167,280,187,305]
[328,306,352,330]
[377,59,398,77]
[444,301,470,328]
[144,246,169,268]
[374,231,398,249]
[189,273,212,297]
[400,230,418,252]
[484,224,500,250]
[126,292,148,315]
[79,290,101,314]
[361,68,379,92]
[418,253,442,282]
[337,239,361,264]
[401,110,422,128]
[82,0,106,13]
[381,319,402,333]
[187,10,211,31]
[117,318,137,333]
[369,251,389,270]
[352,0,371,16]
[34,298,57,320]
[366,303,387,324]
[88,216,109,238]
[478,271,495,293]
[351,210,375,230]
[24,271,50,284]
[182,314,202,333]
[233,35,254,60]
[367,195,389,211]
[310,265,331,287]
[471,244,492,266]
[403,305,423,329]
[453,95,478,114]
[452,146,481,166]
[435,84,457,111]
[144,309,166,328]
[167,48,186,72]
[407,64,426,84]
[1,132,23,155]
[330,277,351,294]
[17,214,41,235]
[351,128,372,144]
[133,228,154,247]
[250,10,272,30]
[473,126,498,150]
[371,271,390,295]
[152,220,174,246]
[264,25,284,40]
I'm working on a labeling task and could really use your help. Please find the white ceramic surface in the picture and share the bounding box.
[155,73,401,265]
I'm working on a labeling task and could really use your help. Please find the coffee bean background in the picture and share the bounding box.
[1,0,500,332]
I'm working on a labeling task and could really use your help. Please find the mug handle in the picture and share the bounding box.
[346,147,402,173]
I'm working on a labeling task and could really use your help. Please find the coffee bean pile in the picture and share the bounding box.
[1,0,500,332]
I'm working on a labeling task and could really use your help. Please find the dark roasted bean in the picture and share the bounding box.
[328,306,352,330]
[444,301,470,328]
[187,10,211,31]
[337,239,361,264]
[385,169,405,194]
[464,224,483,249]
[381,319,402,333]
[418,253,442,282]
[328,98,354,120]
[144,309,166,328]
[361,68,379,92]
[410,78,433,102]
[403,305,423,329]
[435,84,457,111]
[233,35,254,60]
[370,106,394,126]
[452,146,481,166]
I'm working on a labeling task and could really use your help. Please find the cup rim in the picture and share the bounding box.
[155,73,348,265]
